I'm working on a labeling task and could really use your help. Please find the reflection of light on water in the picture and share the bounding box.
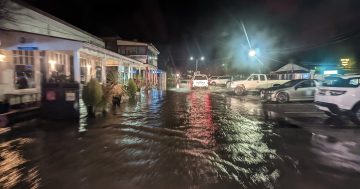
[217,114,280,188]
[0,139,40,189]
[311,134,360,172]
[78,97,88,132]
[186,91,215,144]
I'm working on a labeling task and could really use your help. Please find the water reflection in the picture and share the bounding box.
[0,138,40,189]
[1,89,360,189]
[311,133,360,172]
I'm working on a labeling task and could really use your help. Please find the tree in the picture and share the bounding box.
[127,79,138,99]
[82,79,103,117]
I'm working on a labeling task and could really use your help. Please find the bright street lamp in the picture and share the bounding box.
[189,56,204,72]
[248,49,256,57]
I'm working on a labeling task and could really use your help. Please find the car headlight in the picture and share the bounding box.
[329,90,346,96]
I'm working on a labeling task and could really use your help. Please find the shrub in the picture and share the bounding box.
[127,79,138,98]
[82,79,103,107]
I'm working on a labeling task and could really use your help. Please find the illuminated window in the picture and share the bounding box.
[13,50,36,89]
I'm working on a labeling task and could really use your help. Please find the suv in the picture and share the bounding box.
[209,76,232,86]
[191,74,209,88]
[315,75,360,124]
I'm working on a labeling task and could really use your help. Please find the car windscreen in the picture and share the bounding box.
[194,76,207,80]
[281,80,304,87]
[322,77,360,88]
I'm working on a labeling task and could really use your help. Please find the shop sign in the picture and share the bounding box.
[17,47,38,50]
[65,92,76,101]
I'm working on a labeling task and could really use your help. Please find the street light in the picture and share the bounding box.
[248,49,256,57]
[189,56,205,72]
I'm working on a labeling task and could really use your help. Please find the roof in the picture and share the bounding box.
[11,0,104,45]
[338,74,360,79]
[117,39,160,54]
[275,63,309,73]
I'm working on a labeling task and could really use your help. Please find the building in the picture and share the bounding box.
[103,38,161,86]
[0,0,160,108]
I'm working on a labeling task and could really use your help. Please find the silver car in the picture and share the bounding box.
[261,79,318,103]
[209,76,232,86]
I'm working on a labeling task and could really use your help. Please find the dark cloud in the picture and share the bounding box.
[23,0,360,71]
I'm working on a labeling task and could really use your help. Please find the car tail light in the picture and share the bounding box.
[329,90,346,96]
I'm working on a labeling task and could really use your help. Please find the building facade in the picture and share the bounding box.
[103,38,162,86]
[0,0,162,107]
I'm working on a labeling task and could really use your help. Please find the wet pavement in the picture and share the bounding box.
[1,88,360,189]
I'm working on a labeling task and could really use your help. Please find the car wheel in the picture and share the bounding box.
[234,86,245,95]
[349,105,360,125]
[324,111,339,118]
[276,92,289,103]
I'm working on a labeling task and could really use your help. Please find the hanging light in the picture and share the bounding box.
[0,53,6,62]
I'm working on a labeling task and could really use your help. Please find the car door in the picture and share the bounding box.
[246,75,259,90]
[293,80,314,100]
[219,76,227,85]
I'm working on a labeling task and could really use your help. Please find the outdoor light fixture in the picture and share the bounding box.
[248,49,256,57]
[48,60,56,64]
[0,53,5,62]
[189,56,205,72]
[48,60,57,71]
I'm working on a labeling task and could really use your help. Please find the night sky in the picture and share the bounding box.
[23,0,360,73]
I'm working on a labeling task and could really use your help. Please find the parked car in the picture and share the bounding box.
[191,74,209,88]
[261,79,319,103]
[208,76,232,86]
[230,74,289,95]
[315,75,360,124]
[179,79,191,88]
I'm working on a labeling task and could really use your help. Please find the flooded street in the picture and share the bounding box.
[1,89,360,189]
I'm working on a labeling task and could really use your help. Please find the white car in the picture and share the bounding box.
[191,74,209,88]
[315,75,360,124]
[209,76,232,86]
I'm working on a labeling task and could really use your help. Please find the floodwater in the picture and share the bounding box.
[1,89,360,189]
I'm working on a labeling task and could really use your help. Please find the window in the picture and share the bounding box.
[349,78,360,87]
[126,47,137,55]
[297,80,312,88]
[248,75,258,81]
[260,75,266,81]
[95,62,102,82]
[13,50,36,89]
[322,77,360,88]
[194,75,207,80]
[138,47,146,54]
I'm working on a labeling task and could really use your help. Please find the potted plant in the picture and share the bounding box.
[127,79,138,99]
[82,79,103,117]
[98,72,128,113]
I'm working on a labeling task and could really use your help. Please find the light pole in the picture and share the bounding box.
[190,56,204,72]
